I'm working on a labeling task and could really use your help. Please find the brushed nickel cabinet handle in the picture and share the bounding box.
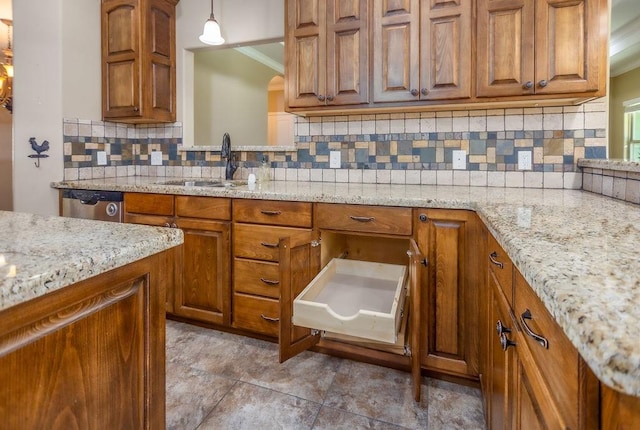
[260,241,279,248]
[349,216,375,222]
[489,252,504,269]
[260,210,282,216]
[521,309,549,349]
[260,278,280,285]
[260,314,279,323]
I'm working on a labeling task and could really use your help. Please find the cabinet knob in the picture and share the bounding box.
[496,320,511,335]
[133,106,139,112]
[538,80,548,88]
[418,213,428,222]
[410,89,419,97]
[326,95,334,102]
[420,88,429,96]
[523,81,533,90]
[164,223,171,228]
[500,333,516,351]
[317,95,325,102]
[171,223,178,229]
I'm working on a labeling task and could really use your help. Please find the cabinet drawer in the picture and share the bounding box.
[233,199,312,227]
[233,258,280,299]
[316,203,412,235]
[232,293,279,337]
[513,269,582,428]
[487,234,513,306]
[233,224,309,262]
[176,196,231,220]
[124,193,174,216]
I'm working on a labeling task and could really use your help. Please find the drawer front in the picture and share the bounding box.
[233,199,312,227]
[316,203,412,235]
[176,196,231,220]
[233,224,308,262]
[233,293,279,337]
[124,193,174,216]
[514,269,581,427]
[487,234,513,306]
[233,258,280,299]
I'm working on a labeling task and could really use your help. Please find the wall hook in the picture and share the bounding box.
[28,137,50,168]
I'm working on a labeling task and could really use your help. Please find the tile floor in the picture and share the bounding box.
[166,320,485,430]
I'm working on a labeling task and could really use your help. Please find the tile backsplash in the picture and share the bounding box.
[63,99,607,190]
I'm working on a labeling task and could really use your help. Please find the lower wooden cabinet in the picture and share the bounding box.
[124,193,231,325]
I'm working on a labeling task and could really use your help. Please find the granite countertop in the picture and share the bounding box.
[0,211,183,312]
[52,177,640,397]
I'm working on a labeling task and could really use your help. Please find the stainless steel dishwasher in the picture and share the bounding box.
[61,189,124,222]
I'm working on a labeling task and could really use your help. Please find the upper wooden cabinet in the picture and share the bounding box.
[101,0,178,123]
[476,0,605,97]
[285,0,369,108]
[372,0,472,103]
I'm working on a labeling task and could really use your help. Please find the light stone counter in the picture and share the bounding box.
[0,210,183,312]
[52,177,640,397]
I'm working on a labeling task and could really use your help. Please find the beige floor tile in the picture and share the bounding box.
[312,406,408,429]
[426,379,485,429]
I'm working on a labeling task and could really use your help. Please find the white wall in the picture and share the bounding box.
[13,0,100,215]
[177,0,284,145]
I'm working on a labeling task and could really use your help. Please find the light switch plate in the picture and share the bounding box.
[330,151,341,168]
[97,151,107,166]
[151,151,163,166]
[518,151,532,170]
[452,150,466,170]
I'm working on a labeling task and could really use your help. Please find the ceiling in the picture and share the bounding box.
[610,0,640,77]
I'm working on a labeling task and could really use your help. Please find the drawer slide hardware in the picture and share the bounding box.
[489,251,504,269]
[521,309,549,349]
[349,215,375,222]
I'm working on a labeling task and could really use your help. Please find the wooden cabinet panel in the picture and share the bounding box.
[476,0,535,97]
[232,293,280,337]
[487,234,513,306]
[601,386,640,430]
[124,192,174,216]
[420,0,471,99]
[535,0,601,94]
[176,196,231,220]
[372,0,419,102]
[102,0,178,123]
[316,203,412,235]
[233,199,312,227]
[174,219,230,326]
[233,258,280,299]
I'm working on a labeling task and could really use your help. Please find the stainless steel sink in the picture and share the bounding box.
[156,179,246,188]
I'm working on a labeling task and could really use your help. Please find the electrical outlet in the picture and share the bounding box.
[518,151,532,170]
[452,150,466,170]
[97,151,107,166]
[150,151,163,166]
[330,151,341,168]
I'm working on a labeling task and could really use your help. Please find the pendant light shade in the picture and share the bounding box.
[199,0,224,46]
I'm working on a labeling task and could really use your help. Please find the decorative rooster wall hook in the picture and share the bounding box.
[28,137,50,168]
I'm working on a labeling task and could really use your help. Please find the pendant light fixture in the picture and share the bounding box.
[199,0,224,46]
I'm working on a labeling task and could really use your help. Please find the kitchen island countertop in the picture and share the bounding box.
[52,176,640,397]
[0,210,183,312]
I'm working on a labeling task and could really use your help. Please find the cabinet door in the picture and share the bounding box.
[286,0,327,107]
[408,239,424,402]
[144,0,176,121]
[420,0,472,100]
[102,0,142,119]
[476,0,535,97]
[173,219,230,326]
[278,230,321,363]
[372,0,420,102]
[415,209,478,379]
[534,0,601,94]
[325,0,369,105]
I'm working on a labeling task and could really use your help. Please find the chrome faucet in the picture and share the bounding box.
[221,132,238,180]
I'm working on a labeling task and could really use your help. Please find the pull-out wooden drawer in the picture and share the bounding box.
[514,269,597,429]
[316,203,412,236]
[124,193,174,215]
[233,199,312,227]
[232,293,279,337]
[176,196,231,220]
[233,224,309,262]
[233,258,280,299]
[487,234,513,306]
